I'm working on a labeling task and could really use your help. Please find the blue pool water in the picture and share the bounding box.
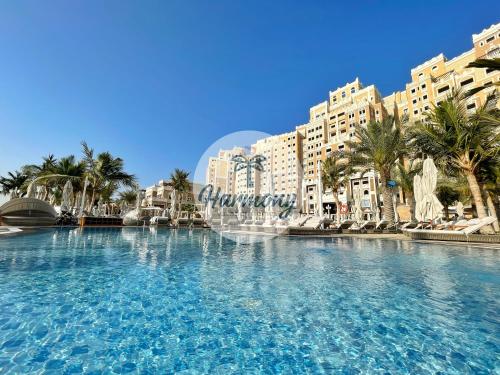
[0,228,498,374]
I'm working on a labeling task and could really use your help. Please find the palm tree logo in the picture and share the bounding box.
[231,155,267,189]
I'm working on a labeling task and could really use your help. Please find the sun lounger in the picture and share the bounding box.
[374,220,389,232]
[338,219,355,229]
[287,216,311,227]
[407,216,497,240]
[360,220,377,231]
[401,221,418,229]
[301,217,328,229]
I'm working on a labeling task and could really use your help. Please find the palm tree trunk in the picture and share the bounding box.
[89,188,96,212]
[380,173,395,224]
[333,193,340,225]
[465,171,492,233]
[486,191,499,232]
[465,172,488,218]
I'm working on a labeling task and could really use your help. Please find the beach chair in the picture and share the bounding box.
[374,220,389,232]
[338,219,355,229]
[407,216,497,240]
[359,220,377,231]
[301,217,326,230]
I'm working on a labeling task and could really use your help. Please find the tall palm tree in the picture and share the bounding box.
[407,90,499,223]
[0,171,28,195]
[392,160,422,221]
[345,116,407,224]
[170,169,190,215]
[81,141,136,210]
[321,152,351,225]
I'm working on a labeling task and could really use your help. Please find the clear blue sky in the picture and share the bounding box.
[0,1,498,188]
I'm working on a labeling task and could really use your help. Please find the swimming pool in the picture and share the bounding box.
[0,228,498,373]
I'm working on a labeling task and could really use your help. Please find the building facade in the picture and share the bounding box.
[144,180,199,211]
[204,23,500,218]
[205,147,247,194]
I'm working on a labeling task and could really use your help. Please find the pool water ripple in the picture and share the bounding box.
[0,228,498,373]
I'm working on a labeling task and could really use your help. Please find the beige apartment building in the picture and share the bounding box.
[252,130,303,197]
[386,23,500,122]
[144,180,199,211]
[205,147,247,194]
[205,23,500,218]
[300,78,386,214]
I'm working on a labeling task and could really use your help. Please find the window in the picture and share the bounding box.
[412,99,417,104]
[432,66,438,71]
[460,78,474,86]
[422,94,428,100]
[350,87,355,94]
[467,103,476,110]
[421,84,426,89]
[414,110,418,115]
[486,36,494,43]
[411,88,416,94]
[486,68,494,74]
[437,85,449,94]
[341,91,346,98]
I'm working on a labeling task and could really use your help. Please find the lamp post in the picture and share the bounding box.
[326,204,332,219]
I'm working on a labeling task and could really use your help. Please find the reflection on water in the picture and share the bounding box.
[0,228,498,373]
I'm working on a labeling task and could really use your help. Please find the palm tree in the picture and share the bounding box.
[118,190,137,206]
[81,141,136,210]
[52,156,86,190]
[170,168,190,216]
[321,152,351,225]
[464,58,500,96]
[345,116,408,224]
[436,184,460,220]
[0,171,28,195]
[392,160,422,221]
[466,58,500,71]
[407,90,499,223]
[476,155,500,231]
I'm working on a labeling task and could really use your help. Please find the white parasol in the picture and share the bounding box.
[413,174,424,222]
[61,180,73,212]
[420,158,443,222]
